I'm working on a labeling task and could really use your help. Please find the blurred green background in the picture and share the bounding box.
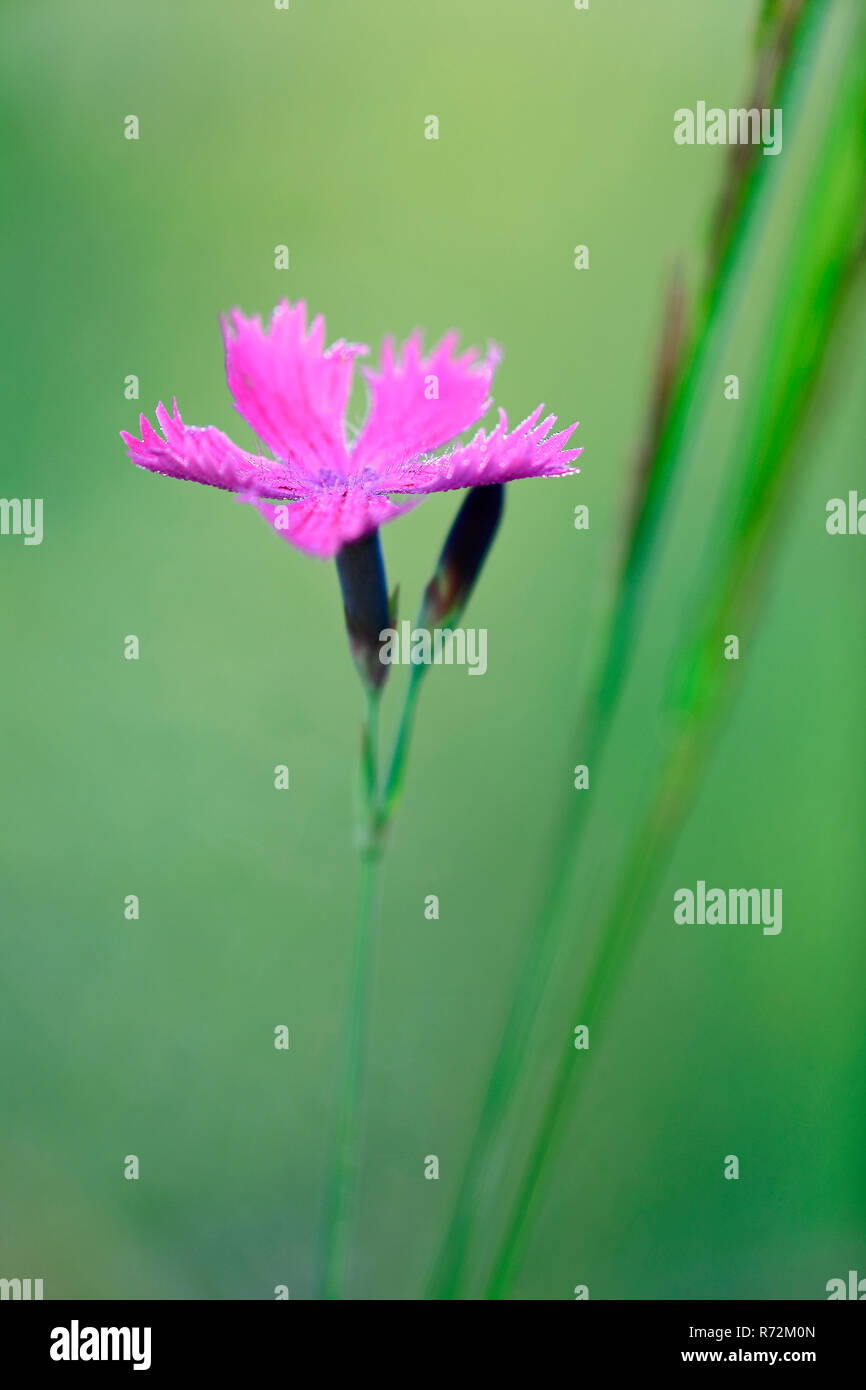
[1,0,863,1299]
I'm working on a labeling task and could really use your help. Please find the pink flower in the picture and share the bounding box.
[122,300,582,558]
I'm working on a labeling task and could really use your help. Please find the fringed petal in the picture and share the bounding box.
[121,401,304,498]
[353,331,500,476]
[376,405,582,495]
[222,299,366,479]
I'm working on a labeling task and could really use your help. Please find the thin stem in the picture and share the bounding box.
[382,664,425,819]
[318,478,501,1296]
[317,689,384,1299]
[317,655,430,1301]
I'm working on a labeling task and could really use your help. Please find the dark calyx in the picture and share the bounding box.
[336,530,391,691]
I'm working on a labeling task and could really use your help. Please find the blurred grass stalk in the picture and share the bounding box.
[428,0,847,1299]
[484,3,866,1299]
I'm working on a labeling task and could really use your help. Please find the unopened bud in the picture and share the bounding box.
[419,484,504,629]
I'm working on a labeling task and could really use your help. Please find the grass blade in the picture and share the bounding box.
[484,12,866,1296]
[428,0,826,1300]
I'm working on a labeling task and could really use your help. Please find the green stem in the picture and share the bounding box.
[318,690,384,1299]
[382,665,426,819]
